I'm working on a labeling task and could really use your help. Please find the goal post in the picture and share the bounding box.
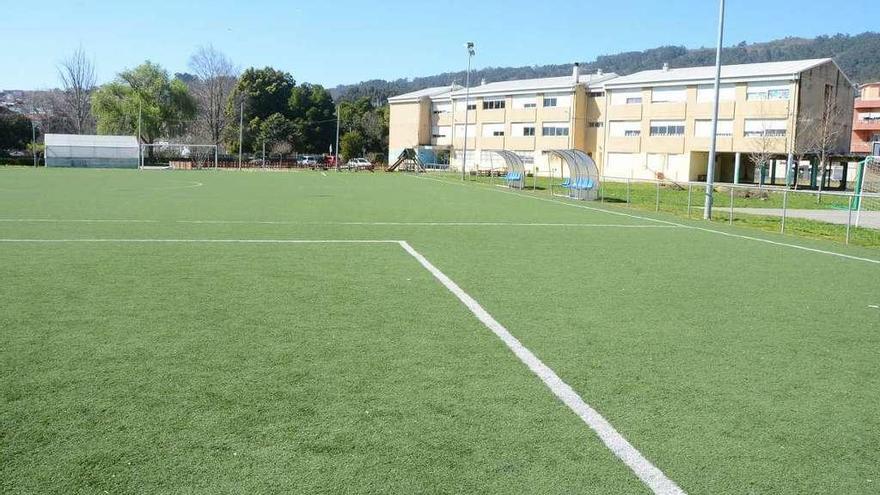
[854,156,880,227]
[139,143,218,170]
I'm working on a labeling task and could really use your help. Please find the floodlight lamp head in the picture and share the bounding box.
[465,42,475,56]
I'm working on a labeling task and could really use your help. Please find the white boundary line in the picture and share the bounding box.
[0,218,677,228]
[398,240,684,495]
[414,175,880,266]
[0,236,685,494]
[0,239,398,244]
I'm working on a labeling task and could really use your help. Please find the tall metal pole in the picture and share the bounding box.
[137,102,142,168]
[703,0,726,220]
[32,120,37,167]
[238,99,244,170]
[335,104,341,170]
[461,42,475,181]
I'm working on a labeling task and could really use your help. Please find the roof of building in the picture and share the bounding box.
[44,134,139,148]
[387,85,459,103]
[604,58,839,89]
[449,72,619,98]
[387,71,620,103]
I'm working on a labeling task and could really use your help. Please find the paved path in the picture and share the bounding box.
[732,208,880,229]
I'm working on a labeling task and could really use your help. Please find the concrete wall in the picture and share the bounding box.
[794,61,855,156]
[388,99,431,161]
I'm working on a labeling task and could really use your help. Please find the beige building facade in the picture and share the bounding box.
[388,59,855,184]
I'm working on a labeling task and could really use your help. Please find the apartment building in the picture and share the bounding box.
[852,82,880,155]
[602,59,854,183]
[388,64,618,175]
[388,58,855,183]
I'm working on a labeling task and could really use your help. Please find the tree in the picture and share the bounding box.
[288,83,336,153]
[225,67,295,153]
[257,113,293,154]
[746,102,786,187]
[340,130,365,162]
[0,107,32,151]
[92,61,197,145]
[57,47,96,134]
[336,97,388,156]
[188,46,237,147]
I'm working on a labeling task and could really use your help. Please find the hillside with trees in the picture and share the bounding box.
[331,32,880,103]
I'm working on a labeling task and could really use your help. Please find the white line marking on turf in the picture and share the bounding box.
[175,220,677,228]
[0,239,400,244]
[398,240,685,495]
[413,175,880,266]
[0,218,160,223]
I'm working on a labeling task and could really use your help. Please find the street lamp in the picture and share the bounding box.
[461,42,475,181]
[703,0,725,220]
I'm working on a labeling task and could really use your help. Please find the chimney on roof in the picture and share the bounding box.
[573,62,581,82]
[597,68,604,76]
[480,78,487,86]
[662,63,670,72]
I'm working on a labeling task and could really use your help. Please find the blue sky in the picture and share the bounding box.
[1,0,874,90]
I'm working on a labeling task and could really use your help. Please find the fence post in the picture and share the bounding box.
[600,179,605,203]
[781,189,788,234]
[626,178,631,207]
[846,195,853,245]
[655,180,660,212]
[549,168,553,196]
[687,182,693,218]
[729,186,734,225]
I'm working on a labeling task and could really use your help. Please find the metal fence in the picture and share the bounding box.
[591,176,880,246]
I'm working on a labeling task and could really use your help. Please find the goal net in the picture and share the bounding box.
[140,144,218,170]
[855,157,880,226]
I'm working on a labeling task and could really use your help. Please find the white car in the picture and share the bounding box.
[345,158,374,171]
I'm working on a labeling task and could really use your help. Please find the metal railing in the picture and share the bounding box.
[593,176,880,245]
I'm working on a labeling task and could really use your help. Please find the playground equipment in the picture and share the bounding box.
[483,150,526,189]
[546,149,600,201]
[387,149,426,172]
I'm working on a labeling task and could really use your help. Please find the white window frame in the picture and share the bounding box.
[609,121,642,137]
[651,86,687,103]
[541,122,570,137]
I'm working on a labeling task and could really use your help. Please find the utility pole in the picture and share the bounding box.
[703,0,725,220]
[462,42,475,181]
[238,99,244,170]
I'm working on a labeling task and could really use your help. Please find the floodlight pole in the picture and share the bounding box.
[461,42,475,181]
[238,99,244,170]
[137,102,142,168]
[335,104,341,170]
[703,0,725,220]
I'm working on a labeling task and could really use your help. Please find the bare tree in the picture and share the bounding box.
[797,89,849,193]
[188,46,238,148]
[57,47,96,134]
[746,107,786,187]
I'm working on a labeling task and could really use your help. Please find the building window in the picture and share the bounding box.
[649,120,685,137]
[744,119,788,137]
[610,89,643,106]
[588,91,605,98]
[746,83,791,101]
[694,119,733,137]
[651,86,687,103]
[467,104,476,110]
[523,127,535,136]
[588,122,604,128]
[609,121,641,137]
[543,97,558,107]
[523,102,536,108]
[493,131,504,136]
[542,125,569,137]
[626,97,642,104]
[483,99,505,110]
[860,112,880,121]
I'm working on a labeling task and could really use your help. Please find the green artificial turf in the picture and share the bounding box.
[2,167,879,494]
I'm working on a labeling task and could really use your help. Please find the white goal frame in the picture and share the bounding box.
[139,144,219,170]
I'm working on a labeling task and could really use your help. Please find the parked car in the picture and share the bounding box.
[345,158,374,171]
[298,155,318,167]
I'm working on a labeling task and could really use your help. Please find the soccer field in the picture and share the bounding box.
[1,167,878,494]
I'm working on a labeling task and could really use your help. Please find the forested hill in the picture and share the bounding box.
[331,32,880,103]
